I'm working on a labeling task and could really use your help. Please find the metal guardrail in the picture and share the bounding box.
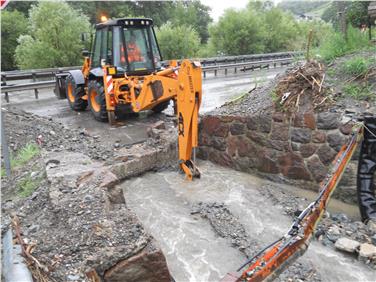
[1,66,80,81]
[1,51,300,81]
[1,51,301,102]
[202,57,294,78]
[200,51,300,66]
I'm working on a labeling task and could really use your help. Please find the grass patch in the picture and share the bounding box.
[343,83,374,101]
[341,57,373,77]
[17,174,42,198]
[1,142,40,178]
[13,143,40,167]
[270,90,284,111]
[326,67,336,77]
[316,26,372,63]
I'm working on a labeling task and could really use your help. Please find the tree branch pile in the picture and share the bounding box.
[274,60,332,113]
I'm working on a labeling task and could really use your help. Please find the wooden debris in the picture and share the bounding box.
[274,60,332,113]
[12,216,58,282]
[319,74,325,93]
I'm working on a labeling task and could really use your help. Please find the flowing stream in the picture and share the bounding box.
[122,161,375,282]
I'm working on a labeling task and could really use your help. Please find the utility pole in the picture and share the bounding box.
[337,1,347,41]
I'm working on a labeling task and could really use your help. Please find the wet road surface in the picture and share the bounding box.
[123,161,374,282]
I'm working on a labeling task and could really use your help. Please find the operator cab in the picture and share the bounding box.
[91,18,162,76]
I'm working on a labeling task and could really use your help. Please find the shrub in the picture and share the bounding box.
[1,10,28,70]
[15,1,90,69]
[156,23,201,60]
[341,56,372,77]
[316,26,372,63]
[342,83,374,101]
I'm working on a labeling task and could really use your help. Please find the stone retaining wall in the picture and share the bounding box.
[198,109,358,204]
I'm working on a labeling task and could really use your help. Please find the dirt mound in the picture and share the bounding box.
[1,109,175,282]
[274,60,332,113]
[2,108,114,161]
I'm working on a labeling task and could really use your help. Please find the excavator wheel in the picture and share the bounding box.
[66,74,87,111]
[88,80,108,122]
[151,100,170,113]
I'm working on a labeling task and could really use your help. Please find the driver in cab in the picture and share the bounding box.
[126,34,143,63]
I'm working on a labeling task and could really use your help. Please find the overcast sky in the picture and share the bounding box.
[200,0,248,21]
[201,0,281,22]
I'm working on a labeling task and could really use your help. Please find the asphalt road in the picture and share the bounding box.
[2,68,285,146]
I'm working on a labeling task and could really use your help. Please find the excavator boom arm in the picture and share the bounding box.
[128,60,202,180]
[222,124,364,282]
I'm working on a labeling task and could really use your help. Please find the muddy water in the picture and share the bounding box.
[277,182,361,220]
[123,161,374,282]
[123,175,246,282]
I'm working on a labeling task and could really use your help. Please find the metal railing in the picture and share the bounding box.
[202,57,294,78]
[199,51,300,66]
[1,51,301,102]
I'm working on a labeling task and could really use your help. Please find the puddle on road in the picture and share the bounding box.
[201,71,280,113]
[123,161,375,282]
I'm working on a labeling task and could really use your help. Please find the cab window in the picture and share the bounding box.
[91,28,110,67]
[91,29,102,67]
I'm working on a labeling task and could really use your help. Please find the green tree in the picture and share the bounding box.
[295,20,334,50]
[262,8,300,52]
[209,8,267,55]
[1,10,28,70]
[346,1,370,27]
[15,1,90,69]
[322,1,371,29]
[4,1,33,16]
[69,1,176,26]
[156,23,201,59]
[170,1,212,43]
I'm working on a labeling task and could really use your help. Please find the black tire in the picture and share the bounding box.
[87,80,108,122]
[66,74,87,111]
[152,100,170,113]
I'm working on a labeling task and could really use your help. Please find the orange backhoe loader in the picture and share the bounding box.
[54,18,201,180]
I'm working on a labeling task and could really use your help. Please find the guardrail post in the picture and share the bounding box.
[32,72,39,99]
[1,111,11,177]
[2,75,10,103]
[214,69,217,76]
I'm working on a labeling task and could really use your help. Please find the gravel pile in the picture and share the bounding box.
[2,108,114,161]
[210,70,282,116]
[191,202,260,257]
